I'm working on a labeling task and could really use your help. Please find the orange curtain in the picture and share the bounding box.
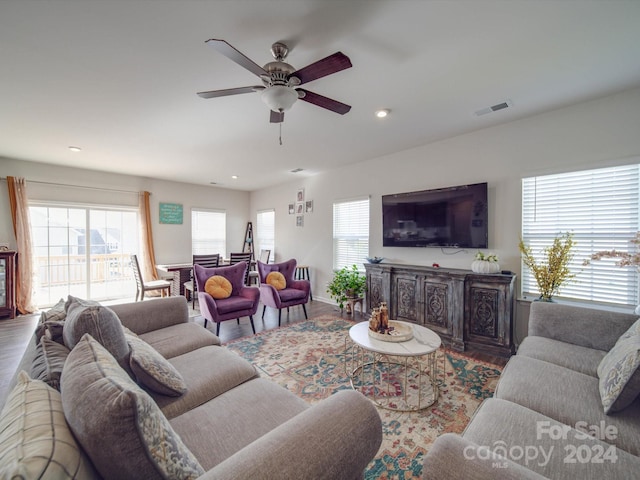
[6,176,36,314]
[139,191,159,281]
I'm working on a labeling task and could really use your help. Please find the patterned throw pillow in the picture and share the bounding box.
[0,371,97,479]
[598,328,640,414]
[127,334,187,397]
[204,275,233,299]
[61,334,204,480]
[35,298,66,345]
[30,337,71,390]
[266,271,286,290]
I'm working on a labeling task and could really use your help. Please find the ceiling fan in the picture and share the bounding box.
[197,39,352,123]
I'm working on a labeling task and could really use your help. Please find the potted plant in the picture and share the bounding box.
[327,264,367,310]
[519,231,576,301]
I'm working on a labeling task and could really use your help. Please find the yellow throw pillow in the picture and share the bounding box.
[266,271,286,290]
[205,275,233,299]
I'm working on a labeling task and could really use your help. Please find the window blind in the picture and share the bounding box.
[192,209,226,257]
[256,209,275,260]
[333,197,370,271]
[522,164,639,306]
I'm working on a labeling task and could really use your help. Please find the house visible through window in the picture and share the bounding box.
[256,209,275,261]
[30,204,138,306]
[521,164,640,307]
[333,197,370,271]
[192,209,226,257]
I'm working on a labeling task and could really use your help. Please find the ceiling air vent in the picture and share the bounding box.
[290,168,304,173]
[475,99,513,116]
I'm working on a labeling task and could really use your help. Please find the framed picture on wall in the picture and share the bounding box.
[305,200,313,213]
[296,202,304,214]
[296,215,304,227]
[297,188,305,202]
[288,203,295,214]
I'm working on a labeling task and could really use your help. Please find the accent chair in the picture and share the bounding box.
[258,258,310,326]
[194,262,260,335]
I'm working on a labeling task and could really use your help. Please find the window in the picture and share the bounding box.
[30,204,138,306]
[333,197,370,271]
[522,164,640,307]
[192,209,226,257]
[256,209,275,261]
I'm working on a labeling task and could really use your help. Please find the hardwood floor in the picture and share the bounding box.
[0,297,507,408]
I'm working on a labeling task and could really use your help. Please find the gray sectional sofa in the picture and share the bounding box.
[423,301,640,479]
[1,296,382,479]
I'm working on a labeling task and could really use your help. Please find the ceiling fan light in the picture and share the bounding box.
[261,85,298,112]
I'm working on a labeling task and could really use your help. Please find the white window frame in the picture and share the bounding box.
[333,196,370,271]
[256,209,275,262]
[521,164,640,307]
[191,209,226,258]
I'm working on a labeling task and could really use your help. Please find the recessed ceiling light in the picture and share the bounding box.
[231,175,238,179]
[68,146,82,152]
[375,109,390,118]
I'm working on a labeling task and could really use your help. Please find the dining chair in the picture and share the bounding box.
[130,254,171,301]
[183,253,220,308]
[194,262,260,336]
[229,252,253,285]
[248,249,271,286]
[257,258,310,326]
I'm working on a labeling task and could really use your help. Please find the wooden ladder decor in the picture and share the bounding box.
[243,222,255,261]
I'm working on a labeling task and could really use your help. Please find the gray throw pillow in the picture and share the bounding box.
[127,334,187,397]
[598,324,640,414]
[61,334,204,480]
[35,298,66,345]
[62,295,130,370]
[30,337,71,390]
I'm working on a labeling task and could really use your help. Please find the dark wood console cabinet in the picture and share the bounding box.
[364,263,515,357]
[0,251,17,319]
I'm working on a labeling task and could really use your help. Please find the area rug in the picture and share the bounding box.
[225,315,503,479]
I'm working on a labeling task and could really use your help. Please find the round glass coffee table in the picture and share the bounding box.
[345,321,442,411]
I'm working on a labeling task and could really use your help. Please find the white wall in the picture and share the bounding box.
[0,158,250,264]
[250,87,640,341]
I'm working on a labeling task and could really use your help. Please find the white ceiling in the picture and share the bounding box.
[2,1,640,191]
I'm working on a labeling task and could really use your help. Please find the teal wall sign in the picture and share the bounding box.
[159,203,183,224]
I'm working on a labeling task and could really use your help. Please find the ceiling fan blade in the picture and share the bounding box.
[291,52,352,85]
[297,89,351,115]
[197,86,262,99]
[270,110,284,123]
[205,39,267,77]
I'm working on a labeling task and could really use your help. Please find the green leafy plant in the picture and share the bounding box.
[475,251,499,262]
[519,231,576,301]
[327,264,367,309]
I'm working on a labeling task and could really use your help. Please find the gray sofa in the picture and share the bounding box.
[423,301,640,479]
[1,296,382,479]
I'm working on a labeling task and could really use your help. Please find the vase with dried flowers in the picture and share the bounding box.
[583,231,640,312]
[519,231,576,301]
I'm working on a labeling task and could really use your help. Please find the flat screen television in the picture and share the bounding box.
[382,182,488,248]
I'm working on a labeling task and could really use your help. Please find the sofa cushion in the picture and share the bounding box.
[152,345,259,419]
[35,298,66,344]
[61,334,204,480]
[496,355,640,456]
[597,333,640,413]
[62,295,130,369]
[205,275,233,299]
[139,322,220,358]
[127,334,187,397]
[0,371,97,479]
[30,337,70,390]
[463,398,640,479]
[170,378,308,470]
[278,288,307,302]
[517,335,606,377]
[266,271,286,290]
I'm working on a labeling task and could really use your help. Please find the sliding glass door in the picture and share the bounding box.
[30,204,138,306]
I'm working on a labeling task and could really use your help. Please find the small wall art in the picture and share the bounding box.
[296,202,304,214]
[296,215,304,227]
[288,203,295,215]
[297,188,305,202]
[159,202,183,224]
[305,200,313,213]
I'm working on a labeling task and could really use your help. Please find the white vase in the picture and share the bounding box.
[471,260,500,274]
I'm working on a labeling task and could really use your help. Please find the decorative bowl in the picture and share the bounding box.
[366,257,385,264]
